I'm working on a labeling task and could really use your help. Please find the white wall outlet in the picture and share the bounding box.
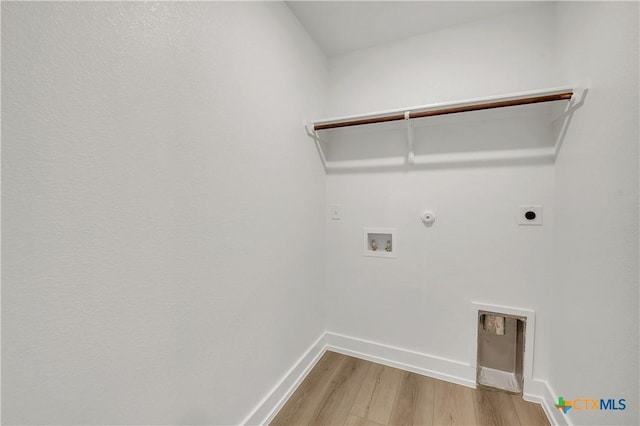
[519,205,542,225]
[331,204,341,220]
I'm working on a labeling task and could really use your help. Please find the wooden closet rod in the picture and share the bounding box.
[314,91,573,131]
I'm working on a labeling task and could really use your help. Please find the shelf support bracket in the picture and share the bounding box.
[552,83,590,158]
[552,83,589,123]
[405,111,415,165]
[304,122,328,171]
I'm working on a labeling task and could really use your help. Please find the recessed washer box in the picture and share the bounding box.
[363,228,397,258]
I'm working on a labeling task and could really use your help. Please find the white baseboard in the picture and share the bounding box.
[541,380,570,426]
[524,379,569,426]
[240,333,328,425]
[523,378,547,403]
[324,331,477,388]
[241,331,559,426]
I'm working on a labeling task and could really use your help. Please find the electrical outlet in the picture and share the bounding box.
[519,205,542,225]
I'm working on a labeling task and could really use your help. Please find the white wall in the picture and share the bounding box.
[1,2,327,424]
[325,3,558,382]
[550,2,639,425]
[327,4,558,117]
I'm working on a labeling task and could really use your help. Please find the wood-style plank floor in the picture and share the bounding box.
[271,351,550,426]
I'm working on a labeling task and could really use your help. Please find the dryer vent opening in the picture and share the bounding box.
[477,311,526,394]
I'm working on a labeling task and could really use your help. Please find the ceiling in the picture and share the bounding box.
[286,1,542,57]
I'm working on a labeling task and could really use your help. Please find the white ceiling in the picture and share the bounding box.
[286,1,542,57]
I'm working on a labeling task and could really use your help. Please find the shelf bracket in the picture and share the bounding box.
[552,83,589,123]
[304,122,328,171]
[405,111,415,165]
[551,83,589,158]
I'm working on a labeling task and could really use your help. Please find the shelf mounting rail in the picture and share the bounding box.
[312,89,574,132]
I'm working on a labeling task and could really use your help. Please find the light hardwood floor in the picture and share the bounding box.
[271,351,550,426]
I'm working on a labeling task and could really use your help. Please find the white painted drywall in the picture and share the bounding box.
[550,2,639,425]
[2,2,327,424]
[327,4,558,117]
[285,1,540,56]
[324,3,558,382]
